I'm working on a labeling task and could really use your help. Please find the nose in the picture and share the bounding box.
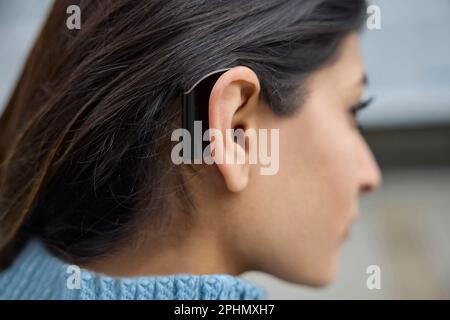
[359,143,382,195]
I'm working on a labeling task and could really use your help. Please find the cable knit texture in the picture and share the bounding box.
[0,239,267,300]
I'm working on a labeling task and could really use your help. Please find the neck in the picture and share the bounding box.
[80,224,245,277]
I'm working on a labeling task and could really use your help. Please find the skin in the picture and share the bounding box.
[83,32,382,287]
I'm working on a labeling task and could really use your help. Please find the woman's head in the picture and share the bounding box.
[204,34,381,286]
[0,0,380,286]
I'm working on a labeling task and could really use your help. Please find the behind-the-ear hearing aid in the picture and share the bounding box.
[181,68,231,161]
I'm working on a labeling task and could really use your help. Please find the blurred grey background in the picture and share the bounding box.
[1,0,449,299]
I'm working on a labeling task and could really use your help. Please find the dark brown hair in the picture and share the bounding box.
[0,0,366,269]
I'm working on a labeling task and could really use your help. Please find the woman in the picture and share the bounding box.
[0,0,381,299]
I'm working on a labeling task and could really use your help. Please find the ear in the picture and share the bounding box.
[208,66,261,192]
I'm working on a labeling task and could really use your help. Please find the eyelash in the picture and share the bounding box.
[349,96,374,132]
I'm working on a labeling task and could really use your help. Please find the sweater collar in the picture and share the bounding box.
[0,239,267,300]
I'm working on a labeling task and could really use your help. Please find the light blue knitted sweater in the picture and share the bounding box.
[0,239,267,300]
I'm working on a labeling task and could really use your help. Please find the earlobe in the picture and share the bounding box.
[208,66,261,193]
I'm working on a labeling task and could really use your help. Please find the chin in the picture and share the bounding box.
[303,269,338,288]
[273,261,339,288]
[308,259,340,287]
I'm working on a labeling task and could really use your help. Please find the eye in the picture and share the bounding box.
[349,96,374,132]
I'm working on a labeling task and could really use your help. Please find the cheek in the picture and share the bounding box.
[280,107,359,238]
